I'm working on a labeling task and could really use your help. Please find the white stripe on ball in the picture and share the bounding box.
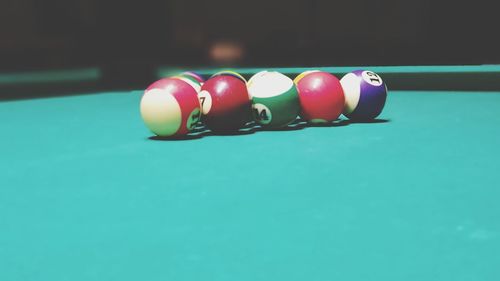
[340,73,361,115]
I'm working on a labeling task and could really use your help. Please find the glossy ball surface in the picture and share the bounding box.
[294,70,345,123]
[140,78,201,137]
[340,70,387,120]
[199,75,252,132]
[247,71,300,128]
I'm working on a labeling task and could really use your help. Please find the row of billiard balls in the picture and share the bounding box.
[140,69,387,137]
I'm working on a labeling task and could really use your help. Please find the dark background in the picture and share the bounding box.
[0,0,498,86]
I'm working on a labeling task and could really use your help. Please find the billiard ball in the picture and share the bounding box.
[211,70,247,82]
[181,71,205,84]
[199,74,252,132]
[247,71,300,128]
[340,70,387,120]
[140,78,201,137]
[294,70,345,123]
[173,72,204,92]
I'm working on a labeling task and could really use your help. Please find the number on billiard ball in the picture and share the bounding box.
[252,103,272,125]
[362,71,383,86]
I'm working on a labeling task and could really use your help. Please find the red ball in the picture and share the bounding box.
[199,75,252,132]
[295,71,345,123]
[141,78,201,137]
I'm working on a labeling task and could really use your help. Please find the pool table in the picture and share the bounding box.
[1,65,499,281]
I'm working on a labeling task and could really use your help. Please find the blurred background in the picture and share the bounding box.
[0,0,499,92]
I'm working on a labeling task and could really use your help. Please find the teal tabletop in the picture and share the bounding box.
[1,88,499,281]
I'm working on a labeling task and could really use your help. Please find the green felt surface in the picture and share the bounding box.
[0,68,100,85]
[1,91,500,281]
[0,68,102,100]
